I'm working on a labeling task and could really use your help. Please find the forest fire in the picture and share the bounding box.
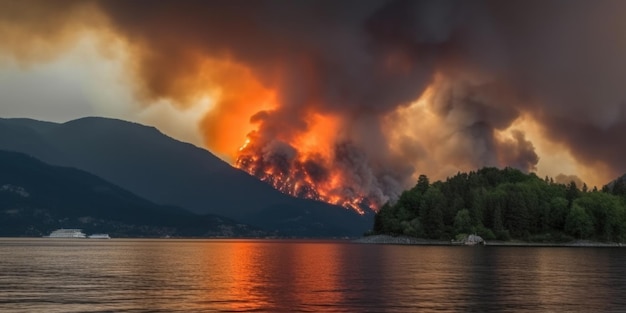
[4,1,623,216]
[235,151,369,214]
[234,114,374,214]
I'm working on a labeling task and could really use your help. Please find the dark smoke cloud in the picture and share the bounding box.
[499,130,539,172]
[3,0,626,208]
[485,0,626,177]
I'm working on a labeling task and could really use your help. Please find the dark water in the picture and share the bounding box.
[1,239,625,312]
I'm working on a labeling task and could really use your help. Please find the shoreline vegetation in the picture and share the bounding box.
[369,167,626,246]
[355,234,624,247]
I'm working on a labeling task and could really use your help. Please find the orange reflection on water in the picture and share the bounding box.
[289,242,344,307]
[2,239,623,312]
[198,240,345,311]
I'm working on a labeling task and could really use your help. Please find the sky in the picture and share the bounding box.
[1,0,625,208]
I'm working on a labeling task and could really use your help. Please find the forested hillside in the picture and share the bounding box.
[372,167,626,243]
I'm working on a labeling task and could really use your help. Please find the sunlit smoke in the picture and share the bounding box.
[2,0,626,212]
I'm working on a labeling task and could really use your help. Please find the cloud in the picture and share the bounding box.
[2,0,626,207]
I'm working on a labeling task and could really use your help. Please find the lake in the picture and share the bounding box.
[0,238,625,312]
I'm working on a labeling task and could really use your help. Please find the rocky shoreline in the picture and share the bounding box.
[354,234,624,247]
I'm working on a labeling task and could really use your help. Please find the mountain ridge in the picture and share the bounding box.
[0,116,372,236]
[0,149,261,237]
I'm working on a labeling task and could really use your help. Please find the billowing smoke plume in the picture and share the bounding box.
[2,0,626,211]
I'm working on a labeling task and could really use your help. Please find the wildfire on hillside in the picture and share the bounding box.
[235,114,375,214]
[4,1,623,212]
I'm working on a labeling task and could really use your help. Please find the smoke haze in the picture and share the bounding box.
[2,0,626,210]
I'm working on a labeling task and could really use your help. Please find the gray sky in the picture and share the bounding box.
[0,36,206,148]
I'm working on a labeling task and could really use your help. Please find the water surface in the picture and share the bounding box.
[0,238,625,312]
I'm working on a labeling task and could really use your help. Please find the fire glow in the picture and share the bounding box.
[235,113,373,214]
[2,1,621,216]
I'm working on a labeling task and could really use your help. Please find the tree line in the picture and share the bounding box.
[372,167,626,242]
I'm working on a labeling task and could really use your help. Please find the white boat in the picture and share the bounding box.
[46,229,87,238]
[88,234,111,239]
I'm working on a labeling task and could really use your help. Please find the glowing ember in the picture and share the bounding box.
[235,132,373,214]
[238,138,251,152]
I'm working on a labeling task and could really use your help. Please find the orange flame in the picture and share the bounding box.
[234,113,371,214]
[196,59,375,214]
[196,58,277,161]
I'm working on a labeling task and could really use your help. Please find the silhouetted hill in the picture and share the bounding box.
[0,117,371,236]
[606,174,626,186]
[0,150,261,237]
[605,173,626,196]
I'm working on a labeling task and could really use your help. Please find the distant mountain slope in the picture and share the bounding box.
[0,117,372,236]
[605,173,626,195]
[607,174,626,186]
[0,150,260,237]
